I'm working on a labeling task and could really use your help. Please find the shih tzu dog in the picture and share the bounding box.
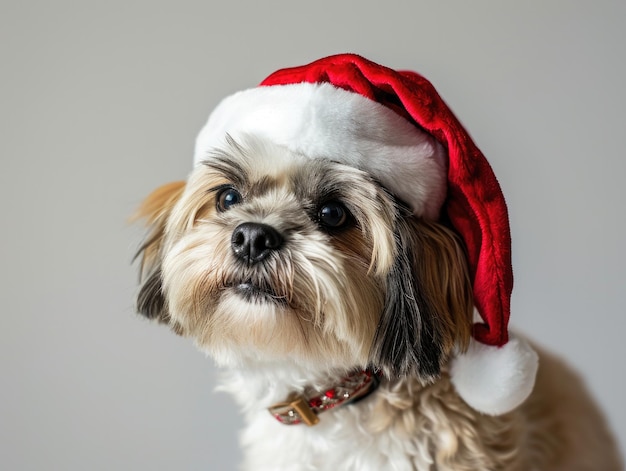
[133,55,621,470]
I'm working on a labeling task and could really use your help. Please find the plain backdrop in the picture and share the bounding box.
[1,1,625,469]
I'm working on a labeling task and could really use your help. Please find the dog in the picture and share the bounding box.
[133,55,622,470]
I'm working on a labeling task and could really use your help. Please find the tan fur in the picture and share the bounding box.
[368,346,622,470]
[133,180,186,279]
[522,346,622,470]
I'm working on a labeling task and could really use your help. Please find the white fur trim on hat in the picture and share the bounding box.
[450,334,539,416]
[194,82,447,219]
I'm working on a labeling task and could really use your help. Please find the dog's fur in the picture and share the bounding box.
[134,137,622,470]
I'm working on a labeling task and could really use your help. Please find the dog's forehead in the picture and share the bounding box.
[251,154,378,204]
[203,138,376,198]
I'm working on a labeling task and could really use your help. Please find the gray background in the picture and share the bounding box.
[2,1,625,469]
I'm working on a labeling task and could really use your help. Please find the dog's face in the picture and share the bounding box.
[135,137,473,381]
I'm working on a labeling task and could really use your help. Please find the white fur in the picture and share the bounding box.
[194,82,447,219]
[450,334,539,416]
[219,365,435,471]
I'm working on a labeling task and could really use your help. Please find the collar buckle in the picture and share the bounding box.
[269,395,320,426]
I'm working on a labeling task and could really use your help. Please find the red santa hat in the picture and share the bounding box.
[194,54,538,415]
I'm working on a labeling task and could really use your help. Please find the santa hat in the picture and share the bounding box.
[194,54,538,416]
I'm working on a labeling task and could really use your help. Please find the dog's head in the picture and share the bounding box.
[134,136,473,382]
[131,55,538,416]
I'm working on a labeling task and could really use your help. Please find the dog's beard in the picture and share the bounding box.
[162,222,382,368]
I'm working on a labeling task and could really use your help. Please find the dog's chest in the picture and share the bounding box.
[221,369,512,470]
[237,396,434,471]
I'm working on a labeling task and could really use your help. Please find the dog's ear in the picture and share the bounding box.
[370,218,473,381]
[132,181,186,330]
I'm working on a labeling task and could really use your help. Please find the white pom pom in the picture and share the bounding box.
[450,334,539,416]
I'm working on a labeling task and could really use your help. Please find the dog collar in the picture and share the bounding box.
[267,369,381,426]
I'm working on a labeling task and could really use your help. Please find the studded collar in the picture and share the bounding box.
[267,369,381,426]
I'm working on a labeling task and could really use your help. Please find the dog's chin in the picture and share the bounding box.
[169,283,373,371]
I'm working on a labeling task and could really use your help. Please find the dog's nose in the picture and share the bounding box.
[231,222,284,264]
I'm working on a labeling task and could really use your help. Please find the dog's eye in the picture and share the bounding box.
[216,187,243,211]
[318,201,350,229]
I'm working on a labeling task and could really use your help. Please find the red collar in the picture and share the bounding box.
[268,369,381,426]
